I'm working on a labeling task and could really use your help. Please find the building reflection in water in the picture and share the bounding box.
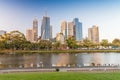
[77,53,92,66]
[0,54,23,68]
[23,54,36,68]
[23,53,51,68]
[101,53,120,66]
[0,53,120,68]
[91,53,101,66]
[51,53,69,67]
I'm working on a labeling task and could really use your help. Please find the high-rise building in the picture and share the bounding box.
[68,22,75,38]
[0,30,6,35]
[41,16,51,40]
[88,25,99,43]
[26,29,33,42]
[50,25,52,39]
[33,18,38,41]
[88,28,92,41]
[73,18,82,41]
[61,21,67,39]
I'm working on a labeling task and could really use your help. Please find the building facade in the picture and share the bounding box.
[61,21,67,39]
[73,18,82,41]
[88,28,92,41]
[68,22,75,38]
[41,16,51,40]
[33,18,38,42]
[50,25,52,39]
[26,29,33,42]
[88,25,99,43]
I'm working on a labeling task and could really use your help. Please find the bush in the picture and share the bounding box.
[56,68,59,72]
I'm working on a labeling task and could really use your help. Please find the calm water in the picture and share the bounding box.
[0,53,120,68]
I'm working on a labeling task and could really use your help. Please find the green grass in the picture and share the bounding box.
[2,49,120,54]
[13,49,120,54]
[0,72,120,80]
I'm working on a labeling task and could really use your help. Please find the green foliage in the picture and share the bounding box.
[38,40,52,50]
[52,41,60,49]
[0,30,27,50]
[112,38,120,47]
[82,38,93,49]
[66,37,78,49]
[100,39,109,48]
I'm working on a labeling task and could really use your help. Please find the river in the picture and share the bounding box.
[0,52,120,68]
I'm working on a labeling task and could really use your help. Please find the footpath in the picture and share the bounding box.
[0,67,120,73]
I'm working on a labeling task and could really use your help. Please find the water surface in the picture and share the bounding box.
[0,53,119,68]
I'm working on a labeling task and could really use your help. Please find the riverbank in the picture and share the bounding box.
[1,49,120,53]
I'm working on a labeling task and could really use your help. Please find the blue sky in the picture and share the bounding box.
[0,0,120,42]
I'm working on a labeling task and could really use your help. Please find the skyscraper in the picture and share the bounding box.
[50,25,52,39]
[88,25,99,43]
[73,18,82,41]
[41,16,51,40]
[61,21,67,39]
[68,22,75,38]
[26,29,33,42]
[33,18,38,42]
[88,28,92,41]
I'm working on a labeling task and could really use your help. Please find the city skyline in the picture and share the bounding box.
[0,0,120,42]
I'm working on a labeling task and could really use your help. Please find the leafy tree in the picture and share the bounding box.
[112,38,120,47]
[82,38,93,49]
[52,41,60,50]
[38,40,52,50]
[0,30,27,50]
[100,39,109,48]
[66,37,77,49]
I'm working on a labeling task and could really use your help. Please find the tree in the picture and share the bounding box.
[100,39,109,48]
[112,38,120,46]
[82,38,93,49]
[66,37,77,49]
[10,31,27,50]
[52,41,60,50]
[38,40,52,50]
[0,30,27,50]
[77,41,83,49]
[112,38,120,48]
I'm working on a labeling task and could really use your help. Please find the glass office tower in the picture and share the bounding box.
[73,18,83,41]
[41,16,50,40]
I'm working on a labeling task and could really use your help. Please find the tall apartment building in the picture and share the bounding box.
[68,22,75,38]
[33,18,38,41]
[50,25,52,39]
[61,21,67,39]
[88,25,99,43]
[26,29,33,42]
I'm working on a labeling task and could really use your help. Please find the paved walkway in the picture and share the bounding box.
[0,67,120,73]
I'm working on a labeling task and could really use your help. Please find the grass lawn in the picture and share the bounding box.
[0,72,120,80]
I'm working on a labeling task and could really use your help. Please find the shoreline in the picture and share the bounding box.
[1,49,120,53]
